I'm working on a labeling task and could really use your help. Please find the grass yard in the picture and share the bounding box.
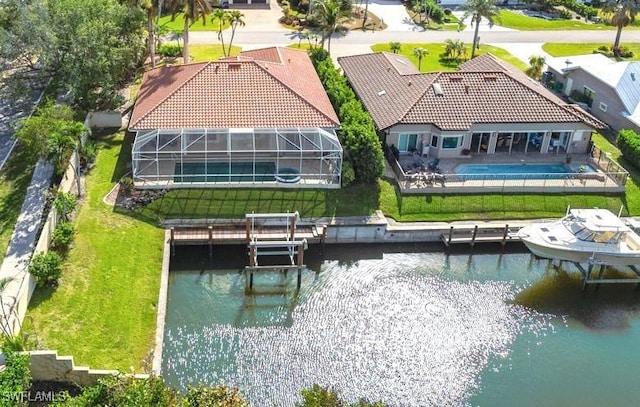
[370,43,528,72]
[543,42,640,59]
[497,9,610,31]
[189,44,241,62]
[135,184,381,222]
[158,13,229,33]
[408,10,462,31]
[23,130,164,371]
[0,145,36,258]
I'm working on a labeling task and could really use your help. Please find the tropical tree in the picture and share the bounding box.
[168,0,212,63]
[413,47,428,70]
[603,0,640,57]
[213,8,227,54]
[226,10,245,57]
[526,55,546,80]
[15,101,86,176]
[458,0,500,58]
[389,41,401,53]
[311,0,351,54]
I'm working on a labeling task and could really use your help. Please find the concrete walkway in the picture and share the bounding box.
[0,160,53,334]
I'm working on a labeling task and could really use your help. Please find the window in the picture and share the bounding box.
[431,135,438,148]
[583,86,595,108]
[599,102,608,112]
[442,136,462,149]
[398,133,418,152]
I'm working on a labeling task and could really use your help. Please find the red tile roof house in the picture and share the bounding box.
[129,47,342,189]
[338,52,605,160]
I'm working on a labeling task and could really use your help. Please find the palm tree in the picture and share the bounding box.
[526,55,546,80]
[226,10,245,57]
[389,41,401,54]
[143,0,159,68]
[458,0,500,58]
[311,0,351,54]
[213,8,227,54]
[603,0,639,57]
[413,47,428,70]
[168,0,212,63]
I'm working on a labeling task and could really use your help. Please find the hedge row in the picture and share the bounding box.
[617,129,640,170]
[309,48,385,185]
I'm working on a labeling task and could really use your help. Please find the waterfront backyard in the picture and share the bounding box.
[18,126,640,372]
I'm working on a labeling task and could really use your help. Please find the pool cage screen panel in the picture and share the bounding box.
[132,128,343,189]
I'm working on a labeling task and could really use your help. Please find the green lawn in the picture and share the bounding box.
[370,43,528,72]
[20,128,639,370]
[497,9,610,31]
[543,42,640,60]
[0,145,36,258]
[158,13,229,33]
[24,130,164,371]
[189,44,241,61]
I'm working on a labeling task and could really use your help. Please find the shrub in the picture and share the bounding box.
[157,43,182,58]
[53,191,77,221]
[309,48,385,184]
[29,252,63,288]
[120,176,135,195]
[617,129,640,170]
[616,45,634,58]
[79,141,97,167]
[184,384,249,407]
[52,221,75,251]
[0,351,31,407]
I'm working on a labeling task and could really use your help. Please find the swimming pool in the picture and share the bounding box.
[455,162,596,181]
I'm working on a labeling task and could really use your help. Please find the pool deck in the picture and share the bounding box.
[394,152,626,194]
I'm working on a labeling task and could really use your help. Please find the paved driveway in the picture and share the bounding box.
[365,0,422,32]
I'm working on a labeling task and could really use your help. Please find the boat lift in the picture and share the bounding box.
[245,212,308,292]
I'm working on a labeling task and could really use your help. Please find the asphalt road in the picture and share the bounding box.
[189,27,640,46]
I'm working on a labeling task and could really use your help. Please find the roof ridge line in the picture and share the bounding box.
[130,62,212,128]
[253,61,340,127]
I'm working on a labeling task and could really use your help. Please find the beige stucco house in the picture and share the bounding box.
[338,52,606,160]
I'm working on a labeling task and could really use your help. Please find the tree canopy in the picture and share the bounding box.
[0,0,146,110]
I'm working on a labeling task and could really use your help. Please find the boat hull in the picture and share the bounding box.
[520,234,640,266]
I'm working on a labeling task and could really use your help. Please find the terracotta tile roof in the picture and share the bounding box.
[129,47,339,130]
[339,52,604,131]
[337,53,436,130]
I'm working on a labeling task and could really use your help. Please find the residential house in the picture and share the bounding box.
[338,52,606,160]
[129,47,342,189]
[546,54,640,134]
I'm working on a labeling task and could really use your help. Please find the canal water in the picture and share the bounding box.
[162,244,640,406]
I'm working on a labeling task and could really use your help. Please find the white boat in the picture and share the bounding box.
[517,208,640,266]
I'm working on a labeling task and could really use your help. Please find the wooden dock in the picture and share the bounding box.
[440,224,522,251]
[170,224,326,246]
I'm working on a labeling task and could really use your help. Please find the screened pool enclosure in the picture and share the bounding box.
[132,128,343,189]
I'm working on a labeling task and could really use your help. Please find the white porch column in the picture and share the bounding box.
[541,131,552,154]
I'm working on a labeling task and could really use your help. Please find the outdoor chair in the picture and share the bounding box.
[427,158,440,172]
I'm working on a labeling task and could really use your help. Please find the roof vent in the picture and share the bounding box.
[632,72,636,81]
[483,75,497,81]
[228,62,242,69]
[433,82,444,96]
[408,81,412,87]
[465,85,469,94]
[449,76,464,82]
[377,90,387,96]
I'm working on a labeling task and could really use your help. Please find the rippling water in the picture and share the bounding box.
[163,245,640,406]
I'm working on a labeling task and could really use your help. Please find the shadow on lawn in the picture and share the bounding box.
[115,182,381,225]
